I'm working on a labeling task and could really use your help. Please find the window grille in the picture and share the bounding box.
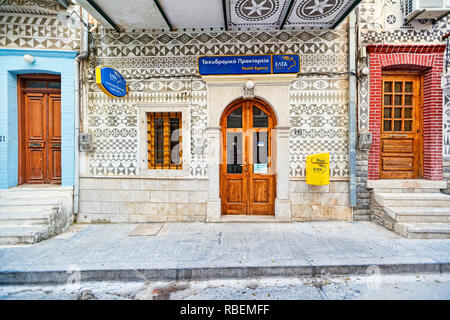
[147,112,182,170]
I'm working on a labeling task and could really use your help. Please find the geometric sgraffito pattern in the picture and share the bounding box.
[358,58,369,131]
[289,78,349,178]
[86,80,208,176]
[444,93,450,156]
[0,10,80,51]
[87,25,349,178]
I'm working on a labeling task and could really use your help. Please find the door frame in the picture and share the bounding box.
[17,73,61,185]
[219,97,277,215]
[380,71,424,179]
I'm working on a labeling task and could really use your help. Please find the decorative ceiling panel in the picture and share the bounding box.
[226,0,360,30]
[77,0,361,31]
[285,0,360,28]
[227,0,291,29]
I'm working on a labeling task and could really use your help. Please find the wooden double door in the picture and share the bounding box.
[220,99,276,215]
[380,74,423,179]
[18,75,62,185]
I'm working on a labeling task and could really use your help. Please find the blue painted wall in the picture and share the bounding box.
[0,49,77,189]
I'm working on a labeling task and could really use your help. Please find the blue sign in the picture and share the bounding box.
[95,66,128,98]
[198,54,300,76]
[272,55,300,74]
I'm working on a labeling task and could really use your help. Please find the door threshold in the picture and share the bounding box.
[211,215,289,223]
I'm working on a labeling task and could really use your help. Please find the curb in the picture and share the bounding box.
[1,262,449,285]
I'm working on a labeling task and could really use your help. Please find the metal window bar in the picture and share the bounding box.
[147,112,182,170]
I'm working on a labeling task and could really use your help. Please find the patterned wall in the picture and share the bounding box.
[0,0,80,51]
[86,24,350,179]
[357,0,450,155]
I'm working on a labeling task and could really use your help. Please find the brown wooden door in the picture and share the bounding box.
[19,76,61,184]
[48,94,62,183]
[220,99,276,215]
[380,74,422,179]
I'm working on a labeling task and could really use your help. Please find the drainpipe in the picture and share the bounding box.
[74,8,89,216]
[348,11,357,207]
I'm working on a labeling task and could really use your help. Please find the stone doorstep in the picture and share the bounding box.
[366,179,447,190]
[212,215,290,223]
[1,185,73,190]
[384,207,450,223]
[373,193,450,208]
[394,222,450,239]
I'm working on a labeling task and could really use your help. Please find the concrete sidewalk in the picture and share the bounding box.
[0,221,449,284]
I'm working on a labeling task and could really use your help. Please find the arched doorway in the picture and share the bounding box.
[220,98,277,215]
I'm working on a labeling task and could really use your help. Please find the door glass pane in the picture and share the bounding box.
[26,81,46,88]
[394,120,402,131]
[48,82,61,89]
[227,107,242,128]
[384,95,392,105]
[394,108,402,118]
[384,108,391,118]
[404,108,412,118]
[253,131,268,165]
[227,132,242,174]
[384,82,392,93]
[405,82,412,93]
[394,95,402,105]
[383,120,391,131]
[404,95,412,105]
[394,82,403,93]
[253,106,268,128]
[404,120,412,131]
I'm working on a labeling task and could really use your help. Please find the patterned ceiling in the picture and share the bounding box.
[228,0,360,29]
[77,0,361,31]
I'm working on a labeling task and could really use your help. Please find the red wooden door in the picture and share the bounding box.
[20,76,61,184]
[380,74,422,179]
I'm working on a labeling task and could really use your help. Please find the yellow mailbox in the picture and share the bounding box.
[306,153,330,185]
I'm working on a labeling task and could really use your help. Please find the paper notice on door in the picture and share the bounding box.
[254,163,268,174]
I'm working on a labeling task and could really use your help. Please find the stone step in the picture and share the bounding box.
[394,222,450,239]
[374,193,450,207]
[0,200,60,214]
[367,179,447,190]
[0,210,55,226]
[0,189,72,200]
[0,226,49,245]
[385,207,450,223]
[0,199,60,206]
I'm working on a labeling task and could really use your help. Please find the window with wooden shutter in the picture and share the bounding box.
[147,112,182,170]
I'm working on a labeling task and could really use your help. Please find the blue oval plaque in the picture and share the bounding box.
[95,66,128,98]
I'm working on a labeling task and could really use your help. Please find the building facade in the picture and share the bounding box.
[0,0,449,236]
[77,5,354,223]
[0,0,82,240]
[354,0,450,227]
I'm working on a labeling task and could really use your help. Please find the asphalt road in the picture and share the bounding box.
[0,273,449,300]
